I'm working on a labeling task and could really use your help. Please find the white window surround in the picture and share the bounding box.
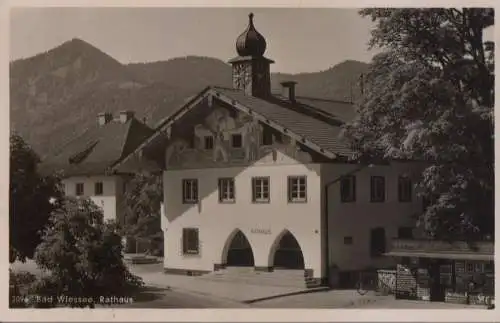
[182,179,198,204]
[370,176,386,202]
[288,176,307,203]
[218,178,235,203]
[252,177,270,203]
[76,183,84,196]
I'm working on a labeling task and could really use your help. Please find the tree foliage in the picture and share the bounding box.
[122,172,163,255]
[10,133,62,262]
[343,8,494,240]
[31,197,143,308]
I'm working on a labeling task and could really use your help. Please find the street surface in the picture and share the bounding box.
[10,259,490,309]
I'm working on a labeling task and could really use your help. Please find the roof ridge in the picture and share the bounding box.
[295,95,353,105]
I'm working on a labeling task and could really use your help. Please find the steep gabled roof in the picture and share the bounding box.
[213,86,356,158]
[113,86,358,172]
[40,117,154,177]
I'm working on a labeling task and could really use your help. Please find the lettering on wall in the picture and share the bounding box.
[251,228,271,235]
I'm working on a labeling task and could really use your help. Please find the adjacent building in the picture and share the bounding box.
[41,110,154,224]
[114,13,426,287]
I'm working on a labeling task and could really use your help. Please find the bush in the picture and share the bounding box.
[9,270,37,308]
[30,197,143,308]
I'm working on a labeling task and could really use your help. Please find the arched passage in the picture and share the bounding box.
[222,229,255,267]
[269,230,305,269]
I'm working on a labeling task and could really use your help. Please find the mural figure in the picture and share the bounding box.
[166,140,189,166]
[213,132,229,162]
[243,120,261,162]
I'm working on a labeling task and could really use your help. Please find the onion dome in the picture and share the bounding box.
[236,13,267,57]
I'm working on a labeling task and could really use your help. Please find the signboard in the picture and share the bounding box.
[251,228,271,235]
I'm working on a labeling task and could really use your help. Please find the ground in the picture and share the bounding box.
[9,259,491,309]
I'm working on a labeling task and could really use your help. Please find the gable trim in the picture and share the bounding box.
[112,86,338,172]
[111,86,212,172]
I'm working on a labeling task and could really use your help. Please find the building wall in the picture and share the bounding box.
[321,162,424,273]
[62,175,125,222]
[163,155,324,277]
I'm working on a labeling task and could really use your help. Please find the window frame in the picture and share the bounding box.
[75,183,84,196]
[398,175,413,202]
[370,176,386,203]
[252,176,270,203]
[231,133,243,148]
[340,175,356,203]
[397,227,414,239]
[288,176,307,203]
[94,182,103,196]
[204,135,214,150]
[182,179,199,204]
[261,127,273,146]
[182,228,200,255]
[370,227,386,258]
[218,178,235,203]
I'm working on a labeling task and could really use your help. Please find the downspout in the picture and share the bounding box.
[323,162,374,286]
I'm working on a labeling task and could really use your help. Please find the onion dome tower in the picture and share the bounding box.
[229,13,274,97]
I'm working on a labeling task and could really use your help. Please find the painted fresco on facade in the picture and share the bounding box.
[165,101,313,169]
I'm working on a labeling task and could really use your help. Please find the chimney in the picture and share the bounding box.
[281,81,297,102]
[97,112,112,126]
[119,110,135,124]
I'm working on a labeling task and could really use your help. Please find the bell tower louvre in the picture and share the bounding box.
[228,13,274,98]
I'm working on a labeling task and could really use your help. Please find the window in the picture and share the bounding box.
[182,179,198,204]
[370,227,386,257]
[344,236,353,245]
[398,176,413,202]
[94,182,103,196]
[340,175,356,202]
[474,263,484,273]
[252,177,270,203]
[182,228,199,255]
[288,176,307,203]
[466,262,475,273]
[76,183,84,196]
[262,127,273,146]
[370,176,386,202]
[218,178,235,203]
[204,136,214,150]
[231,134,242,148]
[397,227,413,239]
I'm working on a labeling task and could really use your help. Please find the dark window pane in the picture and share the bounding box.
[232,134,242,148]
[204,136,214,150]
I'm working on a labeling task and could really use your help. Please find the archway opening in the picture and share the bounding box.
[273,231,305,269]
[226,230,254,267]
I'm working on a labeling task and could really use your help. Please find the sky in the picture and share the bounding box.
[9,7,378,74]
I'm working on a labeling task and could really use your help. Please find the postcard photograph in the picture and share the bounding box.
[6,5,496,314]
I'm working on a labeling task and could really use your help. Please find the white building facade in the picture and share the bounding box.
[115,13,425,287]
[62,175,126,223]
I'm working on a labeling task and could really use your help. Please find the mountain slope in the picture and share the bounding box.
[10,38,369,157]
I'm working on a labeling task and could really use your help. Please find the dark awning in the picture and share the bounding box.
[384,251,493,261]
